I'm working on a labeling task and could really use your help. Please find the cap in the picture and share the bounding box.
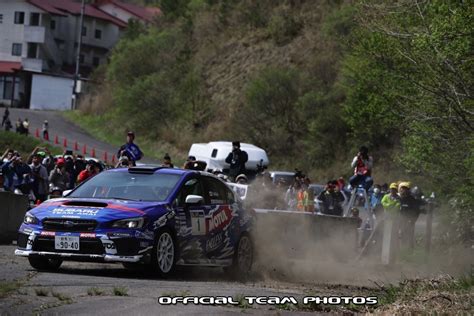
[56,158,65,166]
[389,183,398,190]
[127,131,135,136]
[37,151,46,157]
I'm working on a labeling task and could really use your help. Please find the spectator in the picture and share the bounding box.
[49,158,70,192]
[336,177,346,192]
[381,183,400,214]
[29,153,49,202]
[117,131,143,165]
[235,174,248,184]
[77,160,99,184]
[317,181,345,216]
[116,155,133,168]
[399,182,422,250]
[22,118,29,135]
[225,141,248,182]
[349,146,374,191]
[350,207,362,228]
[303,177,315,213]
[161,153,174,168]
[1,107,9,127]
[3,155,33,194]
[182,156,196,169]
[42,120,49,140]
[285,180,300,211]
[15,118,22,134]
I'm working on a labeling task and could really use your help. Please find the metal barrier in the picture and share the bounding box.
[0,192,29,243]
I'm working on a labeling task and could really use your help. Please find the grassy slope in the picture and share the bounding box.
[0,131,62,159]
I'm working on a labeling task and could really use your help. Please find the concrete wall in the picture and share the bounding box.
[0,191,29,243]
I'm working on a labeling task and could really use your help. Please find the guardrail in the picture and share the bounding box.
[0,192,29,243]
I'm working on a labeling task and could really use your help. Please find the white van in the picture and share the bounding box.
[188,141,269,172]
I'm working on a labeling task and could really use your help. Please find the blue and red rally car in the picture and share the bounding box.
[15,166,254,277]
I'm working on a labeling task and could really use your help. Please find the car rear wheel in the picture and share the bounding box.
[151,229,176,277]
[227,233,253,280]
[28,256,63,271]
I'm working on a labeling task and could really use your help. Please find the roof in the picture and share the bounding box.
[97,0,161,22]
[0,62,22,74]
[27,0,127,27]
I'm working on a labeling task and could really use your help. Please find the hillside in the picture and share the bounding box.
[71,0,473,243]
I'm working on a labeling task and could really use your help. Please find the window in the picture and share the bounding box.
[11,43,22,56]
[203,177,228,205]
[14,12,24,24]
[94,29,102,39]
[79,54,85,64]
[2,76,20,101]
[93,57,100,67]
[27,43,38,58]
[82,26,87,36]
[29,12,40,26]
[176,178,205,207]
[211,149,218,158]
[50,19,56,30]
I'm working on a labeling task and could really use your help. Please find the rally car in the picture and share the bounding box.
[15,166,254,277]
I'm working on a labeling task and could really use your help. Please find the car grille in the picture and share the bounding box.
[32,237,104,255]
[42,218,97,232]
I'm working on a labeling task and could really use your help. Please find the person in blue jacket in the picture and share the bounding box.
[117,131,143,165]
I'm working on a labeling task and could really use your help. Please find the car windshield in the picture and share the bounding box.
[68,171,181,202]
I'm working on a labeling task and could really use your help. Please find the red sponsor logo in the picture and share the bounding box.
[40,231,55,236]
[80,233,96,238]
[206,207,232,233]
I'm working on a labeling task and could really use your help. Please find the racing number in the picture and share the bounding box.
[190,210,205,235]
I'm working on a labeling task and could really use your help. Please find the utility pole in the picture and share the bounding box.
[72,0,86,110]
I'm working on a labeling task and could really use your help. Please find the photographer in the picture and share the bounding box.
[225,141,248,182]
[29,153,49,202]
[49,158,70,192]
[349,146,374,191]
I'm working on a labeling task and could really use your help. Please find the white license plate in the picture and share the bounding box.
[54,236,80,251]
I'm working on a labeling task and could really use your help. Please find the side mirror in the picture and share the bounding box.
[62,190,72,197]
[185,195,204,205]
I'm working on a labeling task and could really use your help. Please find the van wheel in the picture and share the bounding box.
[151,229,177,277]
[28,256,62,271]
[226,234,253,280]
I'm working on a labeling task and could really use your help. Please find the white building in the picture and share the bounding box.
[0,0,158,110]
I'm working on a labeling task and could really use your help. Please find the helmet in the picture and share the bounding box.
[398,182,410,191]
[389,183,398,190]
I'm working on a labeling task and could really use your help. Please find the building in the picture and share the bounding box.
[0,0,159,110]
[95,0,162,24]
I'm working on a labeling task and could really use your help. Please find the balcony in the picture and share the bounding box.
[22,58,47,72]
[24,26,45,43]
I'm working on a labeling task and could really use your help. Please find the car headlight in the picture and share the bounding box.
[24,213,39,225]
[111,217,145,229]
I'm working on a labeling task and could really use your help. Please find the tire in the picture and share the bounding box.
[151,229,177,277]
[28,256,63,271]
[227,233,253,280]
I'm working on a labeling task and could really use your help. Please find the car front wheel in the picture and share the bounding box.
[151,229,177,277]
[28,256,63,271]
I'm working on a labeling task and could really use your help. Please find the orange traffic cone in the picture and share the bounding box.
[74,141,79,151]
[35,128,39,138]
[82,144,87,155]
[63,138,68,148]
[91,148,96,158]
[54,135,59,145]
[103,151,108,163]
[111,155,116,164]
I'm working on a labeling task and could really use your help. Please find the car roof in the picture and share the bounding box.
[107,165,218,178]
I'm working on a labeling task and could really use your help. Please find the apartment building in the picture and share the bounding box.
[0,0,159,110]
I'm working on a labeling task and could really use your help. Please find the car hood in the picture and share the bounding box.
[29,198,168,222]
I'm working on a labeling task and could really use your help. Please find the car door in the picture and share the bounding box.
[201,176,238,263]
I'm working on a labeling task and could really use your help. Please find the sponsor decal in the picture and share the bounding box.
[102,240,117,254]
[108,232,131,238]
[51,208,99,216]
[40,231,55,236]
[23,228,33,234]
[205,207,232,233]
[80,233,96,238]
[206,233,223,252]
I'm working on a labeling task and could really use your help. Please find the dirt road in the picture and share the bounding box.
[7,108,157,164]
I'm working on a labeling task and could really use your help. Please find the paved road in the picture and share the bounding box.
[6,108,157,164]
[0,245,362,315]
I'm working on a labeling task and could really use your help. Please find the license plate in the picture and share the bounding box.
[54,236,80,251]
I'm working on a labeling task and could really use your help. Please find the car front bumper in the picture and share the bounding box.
[15,249,143,263]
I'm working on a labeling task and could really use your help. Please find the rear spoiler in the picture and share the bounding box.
[128,165,164,174]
